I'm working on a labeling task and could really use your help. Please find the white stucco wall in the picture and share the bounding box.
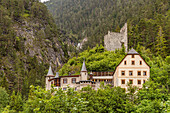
[114,54,150,90]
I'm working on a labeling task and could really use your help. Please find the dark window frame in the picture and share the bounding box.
[143,80,146,83]
[132,61,135,65]
[129,71,133,76]
[138,80,141,85]
[124,61,127,65]
[63,79,67,84]
[140,61,142,65]
[72,78,76,83]
[121,79,125,84]
[129,79,133,84]
[138,71,141,76]
[143,71,147,76]
[121,71,125,76]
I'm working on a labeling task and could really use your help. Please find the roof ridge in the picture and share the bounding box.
[127,48,139,54]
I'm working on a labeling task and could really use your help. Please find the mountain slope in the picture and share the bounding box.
[0,0,72,96]
[46,0,170,54]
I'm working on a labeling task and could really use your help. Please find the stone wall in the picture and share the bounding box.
[104,23,128,52]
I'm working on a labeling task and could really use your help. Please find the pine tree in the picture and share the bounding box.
[136,43,142,55]
[0,87,9,108]
[115,25,120,32]
[0,74,9,92]
[10,91,23,112]
[155,26,167,57]
[121,43,126,55]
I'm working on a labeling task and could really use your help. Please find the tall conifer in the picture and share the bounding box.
[155,26,167,57]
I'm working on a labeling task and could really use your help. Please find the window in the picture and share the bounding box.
[129,79,133,84]
[143,71,147,76]
[124,61,127,65]
[121,79,125,84]
[72,78,76,83]
[129,71,133,76]
[63,88,67,91]
[138,71,141,76]
[140,61,142,65]
[57,79,60,83]
[121,71,125,76]
[63,79,67,84]
[132,55,135,58]
[143,80,146,84]
[132,61,135,65]
[138,80,141,85]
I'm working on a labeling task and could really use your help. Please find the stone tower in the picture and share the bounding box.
[104,23,128,52]
[80,60,88,81]
[45,65,54,90]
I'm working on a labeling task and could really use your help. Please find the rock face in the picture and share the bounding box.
[77,37,88,49]
[14,21,65,69]
[104,23,128,52]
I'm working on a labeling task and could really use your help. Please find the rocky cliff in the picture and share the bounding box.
[0,0,74,94]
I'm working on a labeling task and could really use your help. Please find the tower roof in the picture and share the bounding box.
[47,65,54,76]
[127,48,139,55]
[54,72,59,78]
[81,60,87,72]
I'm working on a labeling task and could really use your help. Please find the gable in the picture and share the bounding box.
[117,54,150,69]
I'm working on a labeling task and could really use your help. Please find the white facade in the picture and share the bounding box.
[114,49,150,91]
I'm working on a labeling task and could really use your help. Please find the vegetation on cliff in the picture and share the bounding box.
[59,45,125,75]
[0,0,73,97]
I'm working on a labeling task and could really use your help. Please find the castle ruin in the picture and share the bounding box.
[104,23,128,52]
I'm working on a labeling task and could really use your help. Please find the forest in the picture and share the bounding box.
[0,0,169,112]
[46,0,170,54]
